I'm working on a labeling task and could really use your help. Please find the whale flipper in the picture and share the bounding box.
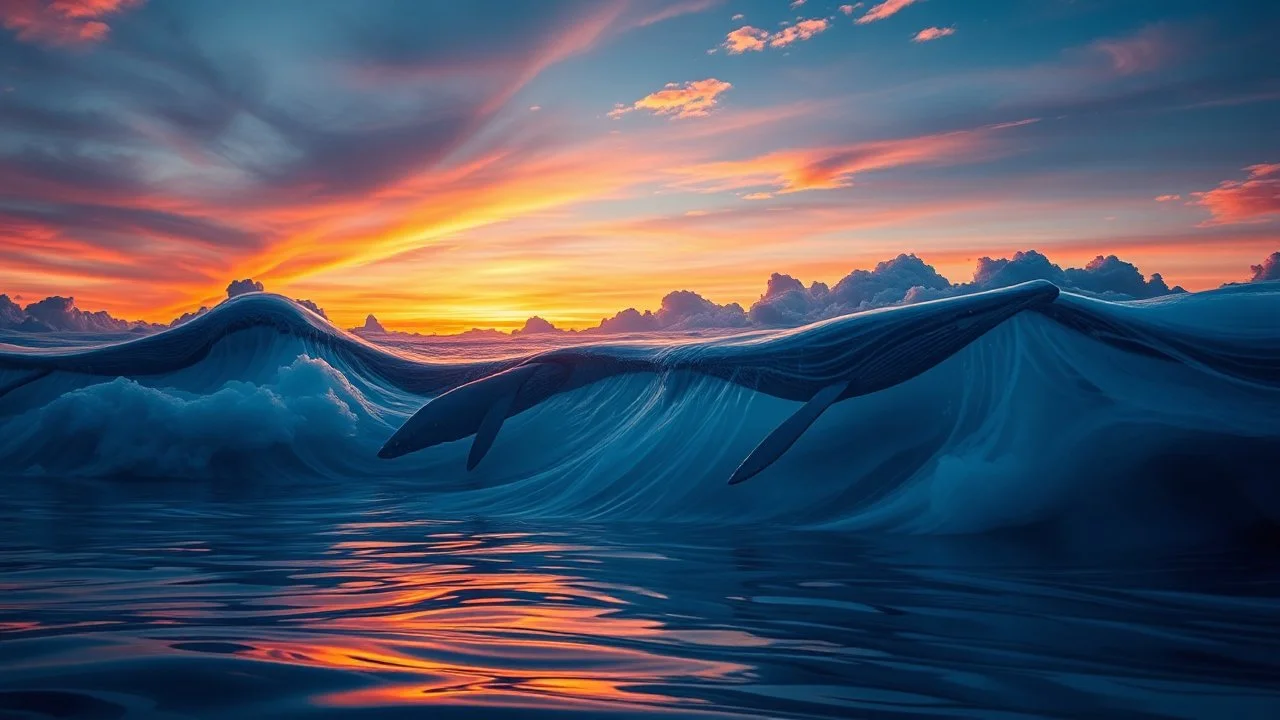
[466,363,542,470]
[728,380,849,486]
[468,388,518,470]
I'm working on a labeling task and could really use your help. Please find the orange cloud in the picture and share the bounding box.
[0,0,142,45]
[724,25,769,53]
[769,18,829,48]
[1188,164,1280,225]
[668,120,1037,195]
[725,18,828,53]
[856,0,917,24]
[913,26,954,43]
[610,78,733,119]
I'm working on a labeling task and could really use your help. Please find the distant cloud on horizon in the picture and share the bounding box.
[349,249,1275,338]
[8,250,1279,338]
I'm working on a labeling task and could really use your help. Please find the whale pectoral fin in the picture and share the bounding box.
[467,390,517,470]
[466,363,542,471]
[727,380,850,486]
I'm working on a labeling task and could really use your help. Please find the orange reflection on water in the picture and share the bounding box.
[243,525,759,712]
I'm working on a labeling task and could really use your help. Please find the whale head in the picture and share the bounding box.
[947,278,1060,332]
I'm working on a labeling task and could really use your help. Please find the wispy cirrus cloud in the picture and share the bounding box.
[0,0,144,45]
[609,78,733,119]
[1090,23,1179,75]
[856,0,917,25]
[668,119,1038,195]
[913,26,954,43]
[1188,164,1280,225]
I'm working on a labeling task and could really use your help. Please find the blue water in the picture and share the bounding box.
[3,481,1280,719]
[2,284,1279,717]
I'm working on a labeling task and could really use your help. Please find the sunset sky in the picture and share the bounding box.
[1,0,1277,332]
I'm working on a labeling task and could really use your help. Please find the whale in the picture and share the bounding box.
[377,279,1062,484]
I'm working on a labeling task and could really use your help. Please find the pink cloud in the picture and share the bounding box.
[1154,194,1181,203]
[913,26,954,42]
[790,0,806,8]
[856,0,917,25]
[770,18,829,47]
[631,0,723,29]
[610,78,734,119]
[1188,164,1280,225]
[838,3,863,15]
[0,0,142,45]
[1091,24,1177,76]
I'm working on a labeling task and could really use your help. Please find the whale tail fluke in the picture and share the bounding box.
[727,380,849,486]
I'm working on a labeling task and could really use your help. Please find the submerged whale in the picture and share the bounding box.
[378,280,1062,484]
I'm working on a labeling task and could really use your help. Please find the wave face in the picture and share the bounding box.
[2,285,1278,548]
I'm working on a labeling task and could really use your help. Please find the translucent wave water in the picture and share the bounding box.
[1,282,1278,549]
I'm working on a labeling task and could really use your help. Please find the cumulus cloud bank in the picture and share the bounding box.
[0,294,155,333]
[597,290,748,333]
[597,249,1197,333]
[1251,252,1280,282]
[6,252,1277,339]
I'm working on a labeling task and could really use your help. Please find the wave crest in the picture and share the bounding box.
[2,285,1279,548]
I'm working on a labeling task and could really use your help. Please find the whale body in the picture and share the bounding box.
[6,280,1275,487]
[378,280,1063,483]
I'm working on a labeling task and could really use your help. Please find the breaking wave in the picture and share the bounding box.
[2,285,1278,548]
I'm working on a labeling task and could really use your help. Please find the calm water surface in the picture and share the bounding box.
[2,481,1279,719]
